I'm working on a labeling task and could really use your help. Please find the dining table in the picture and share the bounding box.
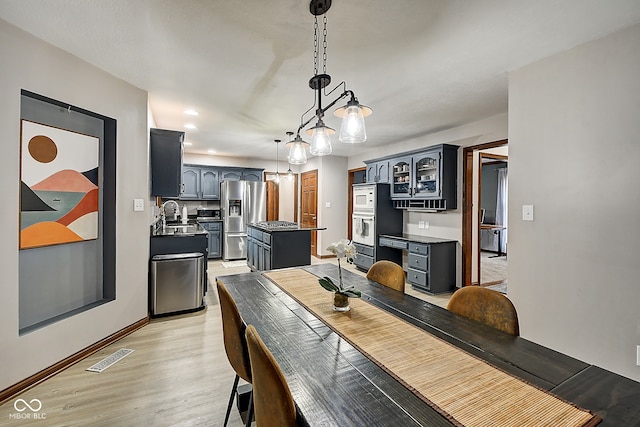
[217,264,640,427]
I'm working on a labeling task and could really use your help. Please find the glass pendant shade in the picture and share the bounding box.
[287,167,294,180]
[338,104,367,143]
[287,136,308,165]
[307,121,333,156]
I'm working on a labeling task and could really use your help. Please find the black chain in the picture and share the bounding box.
[322,15,327,74]
[313,16,318,76]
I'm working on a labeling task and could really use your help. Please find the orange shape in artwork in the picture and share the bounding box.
[28,135,58,163]
[57,188,99,226]
[20,221,84,249]
[31,169,97,192]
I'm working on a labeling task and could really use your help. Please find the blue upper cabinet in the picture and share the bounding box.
[365,160,390,184]
[181,166,200,199]
[200,168,220,199]
[365,144,459,210]
[221,168,263,182]
[150,128,184,197]
[179,166,263,200]
[181,165,219,200]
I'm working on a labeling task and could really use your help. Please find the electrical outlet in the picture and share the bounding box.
[424,221,429,229]
[522,204,534,221]
[418,221,425,229]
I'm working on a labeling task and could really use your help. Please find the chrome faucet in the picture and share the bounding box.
[160,200,180,227]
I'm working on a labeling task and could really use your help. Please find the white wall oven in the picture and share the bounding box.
[352,212,375,246]
[352,184,376,247]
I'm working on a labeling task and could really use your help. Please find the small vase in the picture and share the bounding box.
[333,292,350,312]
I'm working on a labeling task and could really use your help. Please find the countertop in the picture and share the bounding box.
[379,233,457,245]
[248,222,326,233]
[151,221,209,237]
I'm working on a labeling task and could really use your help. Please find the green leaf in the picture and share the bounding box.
[341,289,361,298]
[318,277,339,292]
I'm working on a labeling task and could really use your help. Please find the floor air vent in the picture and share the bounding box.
[86,348,135,373]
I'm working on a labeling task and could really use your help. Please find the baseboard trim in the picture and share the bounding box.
[0,316,149,404]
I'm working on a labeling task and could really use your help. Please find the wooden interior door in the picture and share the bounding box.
[265,179,279,221]
[301,170,318,256]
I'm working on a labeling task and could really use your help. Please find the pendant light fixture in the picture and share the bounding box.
[288,0,372,162]
[286,162,294,181]
[285,131,308,165]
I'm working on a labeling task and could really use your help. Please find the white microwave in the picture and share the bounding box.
[353,184,375,212]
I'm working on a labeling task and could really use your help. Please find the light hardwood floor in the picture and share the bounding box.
[0,259,452,426]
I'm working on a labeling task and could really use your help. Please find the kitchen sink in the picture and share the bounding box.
[164,224,200,234]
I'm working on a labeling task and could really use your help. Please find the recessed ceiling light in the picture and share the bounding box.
[184,124,197,129]
[184,109,199,116]
[207,149,216,155]
[184,142,193,146]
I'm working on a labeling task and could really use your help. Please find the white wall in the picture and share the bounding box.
[508,23,640,381]
[300,156,349,256]
[0,19,149,390]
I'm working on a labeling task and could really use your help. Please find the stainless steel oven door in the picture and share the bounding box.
[352,214,375,246]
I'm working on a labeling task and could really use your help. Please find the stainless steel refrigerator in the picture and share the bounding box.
[221,180,266,260]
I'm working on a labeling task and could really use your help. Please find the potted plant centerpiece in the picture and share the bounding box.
[319,239,361,311]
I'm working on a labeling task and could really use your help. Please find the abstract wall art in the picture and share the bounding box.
[20,120,99,249]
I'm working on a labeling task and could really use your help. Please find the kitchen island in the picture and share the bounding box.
[247,221,325,271]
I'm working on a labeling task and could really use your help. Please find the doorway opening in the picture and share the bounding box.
[462,139,508,288]
[264,171,298,223]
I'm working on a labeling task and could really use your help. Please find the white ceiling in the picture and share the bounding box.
[2,0,640,162]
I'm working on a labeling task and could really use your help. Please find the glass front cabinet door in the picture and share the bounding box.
[390,156,413,198]
[413,151,441,198]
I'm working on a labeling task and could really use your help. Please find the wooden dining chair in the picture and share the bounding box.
[216,280,254,427]
[446,286,520,336]
[245,324,298,427]
[366,260,406,293]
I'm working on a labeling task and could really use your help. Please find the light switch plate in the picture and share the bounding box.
[133,198,144,212]
[418,221,425,229]
[637,345,640,366]
[522,204,534,221]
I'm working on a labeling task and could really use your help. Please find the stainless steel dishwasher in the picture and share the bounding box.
[150,252,205,316]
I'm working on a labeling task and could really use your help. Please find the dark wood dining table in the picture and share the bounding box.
[217,264,640,426]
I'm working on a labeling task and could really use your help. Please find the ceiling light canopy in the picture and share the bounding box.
[286,0,372,164]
